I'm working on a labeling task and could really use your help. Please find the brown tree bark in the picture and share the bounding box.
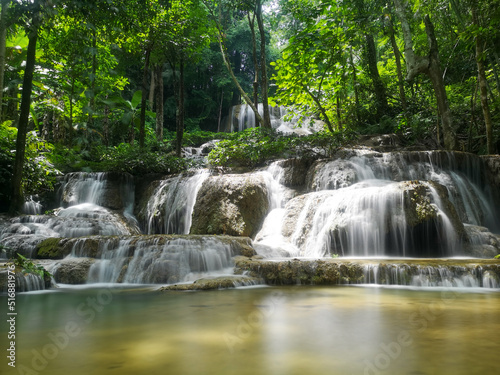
[387,16,407,112]
[10,26,38,214]
[139,46,152,148]
[365,33,389,118]
[155,64,164,142]
[175,59,185,157]
[247,12,259,127]
[393,0,457,150]
[0,0,9,123]
[424,15,457,150]
[256,0,271,128]
[472,8,495,154]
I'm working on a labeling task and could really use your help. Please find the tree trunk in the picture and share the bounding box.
[155,64,164,142]
[350,47,360,123]
[392,0,429,81]
[230,50,242,106]
[149,68,155,111]
[88,31,97,129]
[336,96,342,130]
[216,32,264,126]
[139,46,152,148]
[473,8,494,154]
[388,16,407,112]
[103,96,109,147]
[247,12,259,127]
[393,0,457,150]
[256,0,271,128]
[175,59,185,157]
[424,15,456,150]
[68,74,75,146]
[10,26,38,214]
[302,83,335,132]
[365,33,388,118]
[0,0,9,123]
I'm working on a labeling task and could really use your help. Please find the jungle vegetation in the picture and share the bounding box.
[0,0,499,213]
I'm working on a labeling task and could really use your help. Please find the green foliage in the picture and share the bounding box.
[49,139,192,176]
[9,253,53,279]
[207,127,356,168]
[94,143,192,175]
[0,123,61,211]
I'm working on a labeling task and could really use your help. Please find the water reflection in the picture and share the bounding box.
[3,286,499,375]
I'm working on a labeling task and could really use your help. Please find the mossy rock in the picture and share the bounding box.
[159,275,260,291]
[35,238,68,259]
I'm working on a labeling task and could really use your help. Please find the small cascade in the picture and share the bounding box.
[0,266,48,292]
[227,104,322,134]
[54,235,250,284]
[22,195,43,215]
[14,272,47,292]
[0,172,139,259]
[58,172,136,214]
[269,179,463,258]
[359,262,500,288]
[142,170,210,234]
[236,258,500,289]
[182,140,219,162]
[254,162,299,257]
[58,172,108,207]
[309,150,498,230]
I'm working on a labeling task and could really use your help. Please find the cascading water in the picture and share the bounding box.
[254,149,499,258]
[2,145,499,291]
[0,172,140,260]
[228,104,321,134]
[51,235,250,285]
[141,170,210,234]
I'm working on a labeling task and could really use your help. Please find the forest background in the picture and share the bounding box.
[0,0,499,213]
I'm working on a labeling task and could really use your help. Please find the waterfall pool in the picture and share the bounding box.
[3,285,499,375]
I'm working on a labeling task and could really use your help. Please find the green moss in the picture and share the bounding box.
[36,238,64,259]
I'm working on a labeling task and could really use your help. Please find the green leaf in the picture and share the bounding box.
[131,90,142,109]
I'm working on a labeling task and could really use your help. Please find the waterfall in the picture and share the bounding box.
[256,150,500,258]
[22,196,43,215]
[2,147,499,291]
[142,170,210,234]
[56,236,246,284]
[254,162,299,257]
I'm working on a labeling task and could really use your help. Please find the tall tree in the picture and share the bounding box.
[471,4,495,154]
[10,1,42,214]
[393,0,457,150]
[203,0,267,127]
[0,0,10,123]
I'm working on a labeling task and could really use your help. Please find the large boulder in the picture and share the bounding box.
[52,257,95,284]
[190,174,270,238]
[306,159,359,191]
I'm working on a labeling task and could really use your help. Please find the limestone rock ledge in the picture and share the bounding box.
[159,275,261,291]
[234,257,500,287]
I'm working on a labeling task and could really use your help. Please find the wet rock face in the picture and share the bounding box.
[306,159,358,191]
[190,174,270,238]
[52,257,95,284]
[481,155,500,205]
[274,158,313,188]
